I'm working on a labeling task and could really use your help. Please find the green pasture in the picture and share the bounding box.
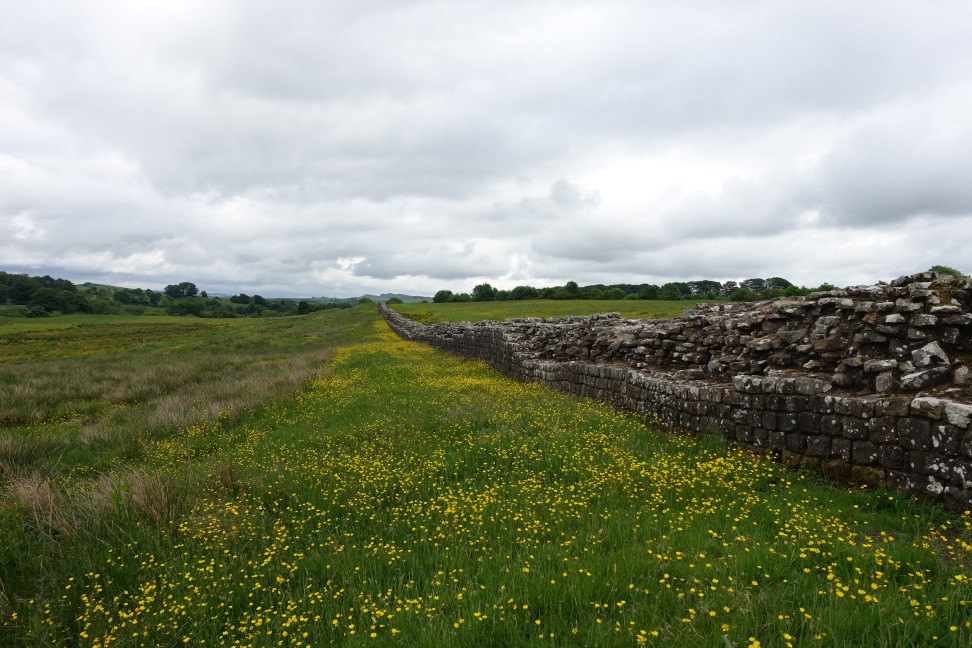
[0,305,969,647]
[392,299,692,324]
[0,316,244,363]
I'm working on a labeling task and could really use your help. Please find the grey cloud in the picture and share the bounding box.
[4,1,972,295]
[809,113,972,225]
[351,241,509,281]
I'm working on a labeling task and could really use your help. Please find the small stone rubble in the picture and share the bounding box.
[380,272,972,509]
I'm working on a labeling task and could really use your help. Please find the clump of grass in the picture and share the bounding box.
[6,474,80,541]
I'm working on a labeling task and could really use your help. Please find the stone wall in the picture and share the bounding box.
[380,272,972,509]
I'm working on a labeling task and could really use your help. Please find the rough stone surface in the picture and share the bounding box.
[381,271,972,508]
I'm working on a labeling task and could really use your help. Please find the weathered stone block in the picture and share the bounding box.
[753,428,769,447]
[735,425,754,443]
[798,411,820,433]
[806,435,831,457]
[901,366,951,390]
[869,417,898,444]
[911,396,945,420]
[786,433,807,453]
[762,410,778,431]
[832,437,852,461]
[768,431,787,450]
[897,418,932,450]
[864,358,898,373]
[765,394,787,410]
[929,423,960,454]
[874,396,911,417]
[878,445,904,469]
[910,313,938,327]
[852,441,879,465]
[794,376,832,395]
[951,459,972,488]
[842,417,869,440]
[874,371,895,393]
[944,401,972,429]
[820,415,842,435]
[912,341,950,367]
[907,451,953,478]
[778,413,799,432]
[961,431,972,458]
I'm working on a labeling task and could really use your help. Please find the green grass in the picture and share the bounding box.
[0,317,240,363]
[392,300,692,324]
[0,305,969,647]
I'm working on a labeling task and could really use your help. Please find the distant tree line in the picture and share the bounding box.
[434,277,841,304]
[0,272,352,318]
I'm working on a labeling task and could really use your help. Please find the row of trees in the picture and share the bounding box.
[0,272,353,318]
[434,277,839,304]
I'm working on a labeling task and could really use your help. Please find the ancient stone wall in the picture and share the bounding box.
[380,272,972,509]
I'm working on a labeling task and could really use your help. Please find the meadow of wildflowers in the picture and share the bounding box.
[1,308,970,646]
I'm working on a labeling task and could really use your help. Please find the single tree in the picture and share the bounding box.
[471,283,497,301]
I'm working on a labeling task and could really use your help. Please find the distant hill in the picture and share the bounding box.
[305,293,430,304]
[363,293,430,303]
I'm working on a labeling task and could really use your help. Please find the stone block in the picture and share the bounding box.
[806,435,831,457]
[944,488,972,511]
[836,398,875,419]
[842,417,869,440]
[852,441,879,466]
[907,451,953,479]
[762,410,778,431]
[874,396,911,416]
[944,401,972,429]
[753,428,769,447]
[785,395,810,412]
[901,366,951,390]
[832,437,852,461]
[869,417,898,444]
[820,415,842,436]
[962,431,972,458]
[798,411,820,433]
[912,341,950,368]
[911,396,945,420]
[735,425,754,443]
[875,371,895,393]
[794,376,832,395]
[909,313,938,327]
[768,431,787,450]
[951,460,972,488]
[897,417,932,450]
[786,433,807,453]
[778,413,799,432]
[765,394,787,410]
[864,358,898,373]
[929,424,960,454]
[878,445,904,469]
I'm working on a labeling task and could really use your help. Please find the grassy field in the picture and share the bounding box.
[0,305,970,647]
[0,316,241,363]
[391,300,692,324]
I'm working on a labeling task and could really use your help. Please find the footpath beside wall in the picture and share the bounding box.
[380,272,972,509]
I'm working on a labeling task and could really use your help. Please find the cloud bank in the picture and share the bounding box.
[2,0,972,296]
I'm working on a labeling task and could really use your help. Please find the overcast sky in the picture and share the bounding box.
[2,0,971,297]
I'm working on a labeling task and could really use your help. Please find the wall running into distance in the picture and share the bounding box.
[380,272,972,509]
